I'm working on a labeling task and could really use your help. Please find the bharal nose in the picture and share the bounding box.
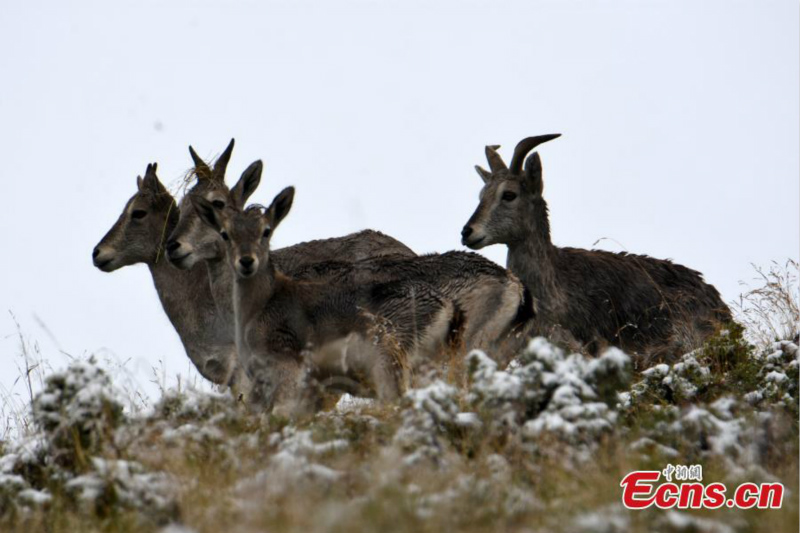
[166,240,182,255]
[461,226,473,240]
[239,256,255,269]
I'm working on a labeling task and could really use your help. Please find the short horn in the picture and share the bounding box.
[509,134,561,175]
[145,162,158,178]
[485,145,507,172]
[213,138,235,181]
[189,146,212,180]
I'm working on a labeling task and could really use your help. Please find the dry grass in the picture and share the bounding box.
[2,401,795,533]
[733,259,800,347]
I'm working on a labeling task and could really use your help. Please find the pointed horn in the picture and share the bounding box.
[189,146,212,179]
[142,162,166,194]
[145,162,158,178]
[509,134,561,175]
[485,145,507,172]
[213,138,235,181]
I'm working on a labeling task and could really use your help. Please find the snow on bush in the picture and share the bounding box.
[570,504,630,533]
[658,399,773,480]
[622,352,712,407]
[65,457,177,522]
[32,358,124,465]
[393,380,462,466]
[151,387,237,423]
[746,340,798,412]
[389,338,634,467]
[656,509,738,533]
[231,425,351,517]
[412,452,540,521]
[0,331,796,531]
[266,425,349,485]
[623,338,799,480]
[0,358,179,525]
[468,338,631,458]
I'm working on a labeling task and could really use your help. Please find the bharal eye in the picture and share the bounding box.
[262,228,272,238]
[502,191,518,202]
[220,231,230,241]
[131,210,147,219]
[212,200,225,209]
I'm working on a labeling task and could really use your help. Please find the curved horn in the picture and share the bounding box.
[509,134,561,175]
[213,138,235,181]
[485,145,507,172]
[188,146,212,179]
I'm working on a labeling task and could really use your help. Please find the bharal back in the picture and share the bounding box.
[292,251,530,357]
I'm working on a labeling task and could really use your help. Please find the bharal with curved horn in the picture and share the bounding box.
[462,134,732,365]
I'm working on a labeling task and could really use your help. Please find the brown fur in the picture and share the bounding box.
[165,142,416,392]
[93,147,415,389]
[193,192,458,414]
[462,135,732,364]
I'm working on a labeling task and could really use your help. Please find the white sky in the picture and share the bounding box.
[1,1,797,402]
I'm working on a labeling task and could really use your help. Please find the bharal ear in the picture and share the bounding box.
[474,165,492,183]
[191,195,223,232]
[524,152,544,195]
[230,160,263,208]
[267,186,295,229]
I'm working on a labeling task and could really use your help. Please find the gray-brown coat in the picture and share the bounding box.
[462,134,732,364]
[93,144,415,387]
[193,190,457,413]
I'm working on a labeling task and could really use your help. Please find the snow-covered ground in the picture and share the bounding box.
[0,331,796,532]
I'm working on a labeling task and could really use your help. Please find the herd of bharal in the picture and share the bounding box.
[92,134,732,416]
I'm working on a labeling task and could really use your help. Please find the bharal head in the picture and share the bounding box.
[166,139,264,269]
[93,163,176,272]
[461,134,561,249]
[192,186,295,279]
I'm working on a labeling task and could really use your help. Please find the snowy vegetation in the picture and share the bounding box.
[0,267,797,532]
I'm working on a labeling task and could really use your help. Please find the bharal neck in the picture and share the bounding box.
[207,258,235,327]
[148,257,231,381]
[232,262,277,359]
[506,203,563,318]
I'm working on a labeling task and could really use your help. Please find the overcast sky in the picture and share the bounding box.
[1,1,797,403]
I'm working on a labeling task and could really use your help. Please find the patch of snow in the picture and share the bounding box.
[571,504,630,533]
[454,412,482,429]
[658,510,735,533]
[17,488,51,506]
